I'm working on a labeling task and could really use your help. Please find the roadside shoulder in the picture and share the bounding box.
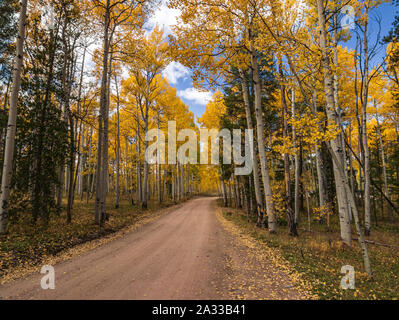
[216,205,317,300]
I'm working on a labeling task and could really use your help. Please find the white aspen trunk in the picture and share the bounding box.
[66,112,76,223]
[125,136,129,197]
[327,142,372,276]
[250,38,277,232]
[375,107,393,220]
[78,123,85,200]
[95,0,110,224]
[315,146,327,206]
[281,67,298,236]
[333,23,352,223]
[142,97,150,209]
[313,82,328,212]
[292,87,300,225]
[362,7,371,235]
[76,49,86,201]
[239,69,264,226]
[115,76,120,209]
[86,127,93,203]
[157,112,162,204]
[316,0,352,245]
[0,0,28,234]
[135,114,142,203]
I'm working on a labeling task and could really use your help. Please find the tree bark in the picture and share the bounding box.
[316,0,352,245]
[115,75,121,209]
[157,111,162,204]
[95,0,111,225]
[292,85,301,226]
[142,99,149,209]
[281,64,298,236]
[221,179,228,207]
[248,33,277,232]
[239,69,264,226]
[375,105,393,221]
[362,6,371,236]
[0,0,28,234]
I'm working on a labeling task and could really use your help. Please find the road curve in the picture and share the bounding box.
[0,197,306,300]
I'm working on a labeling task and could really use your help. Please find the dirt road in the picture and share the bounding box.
[0,198,307,300]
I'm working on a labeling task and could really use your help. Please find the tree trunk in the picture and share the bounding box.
[141,91,150,209]
[326,142,372,277]
[86,127,93,204]
[239,69,264,226]
[362,6,371,236]
[313,83,328,213]
[221,179,228,207]
[99,47,113,223]
[157,112,162,204]
[292,85,300,226]
[249,32,277,232]
[115,76,121,209]
[281,64,298,236]
[375,106,393,221]
[135,113,142,203]
[0,0,28,234]
[77,50,86,201]
[66,114,75,224]
[95,0,111,225]
[316,0,352,245]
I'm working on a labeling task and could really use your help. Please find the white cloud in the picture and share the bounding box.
[163,62,190,85]
[147,2,181,36]
[178,88,213,106]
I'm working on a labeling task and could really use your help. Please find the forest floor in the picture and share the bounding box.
[220,203,399,300]
[0,196,186,283]
[0,197,312,300]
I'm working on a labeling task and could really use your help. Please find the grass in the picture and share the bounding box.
[219,201,399,300]
[0,196,186,281]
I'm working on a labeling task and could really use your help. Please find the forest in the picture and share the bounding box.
[1,0,399,300]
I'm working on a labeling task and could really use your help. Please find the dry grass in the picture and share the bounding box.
[0,196,186,282]
[220,202,399,300]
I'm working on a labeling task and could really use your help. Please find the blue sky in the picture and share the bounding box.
[145,2,214,120]
[343,2,397,64]
[146,1,398,120]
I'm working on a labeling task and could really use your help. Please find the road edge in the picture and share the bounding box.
[215,204,318,300]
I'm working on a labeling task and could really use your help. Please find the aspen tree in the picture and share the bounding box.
[0,0,28,234]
